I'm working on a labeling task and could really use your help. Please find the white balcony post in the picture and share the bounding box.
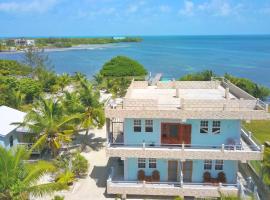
[143,180,146,187]
[248,131,252,138]
[221,144,224,152]
[261,145,265,153]
[143,142,145,149]
[181,98,185,110]
[180,170,183,186]
[176,88,180,98]
[225,87,230,99]
[182,142,185,151]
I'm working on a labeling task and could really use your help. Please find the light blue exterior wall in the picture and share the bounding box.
[123,118,240,183]
[126,158,168,181]
[0,130,19,149]
[192,160,238,183]
[124,118,241,146]
[126,158,238,184]
[124,118,161,145]
[190,119,241,146]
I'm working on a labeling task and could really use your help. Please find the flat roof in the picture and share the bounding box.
[0,106,26,137]
[129,85,237,102]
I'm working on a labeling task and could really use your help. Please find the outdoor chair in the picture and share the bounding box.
[137,170,145,181]
[217,171,226,183]
[203,171,211,183]
[152,170,160,182]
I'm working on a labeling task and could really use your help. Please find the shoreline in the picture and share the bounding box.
[0,43,130,54]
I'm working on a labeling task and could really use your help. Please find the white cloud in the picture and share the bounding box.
[180,0,243,17]
[126,1,145,14]
[159,5,171,13]
[0,0,59,13]
[179,0,194,16]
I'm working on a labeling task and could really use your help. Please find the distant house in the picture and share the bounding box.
[112,36,126,40]
[26,39,35,46]
[14,38,35,46]
[0,106,38,153]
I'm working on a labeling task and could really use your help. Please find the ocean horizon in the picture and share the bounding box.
[1,35,270,87]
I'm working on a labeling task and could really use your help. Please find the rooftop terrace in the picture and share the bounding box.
[105,78,270,120]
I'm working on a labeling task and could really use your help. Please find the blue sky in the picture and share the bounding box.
[1,0,270,37]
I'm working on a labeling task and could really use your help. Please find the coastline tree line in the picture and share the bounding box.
[0,50,270,199]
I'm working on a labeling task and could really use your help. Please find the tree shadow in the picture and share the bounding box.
[89,157,115,187]
[72,132,106,152]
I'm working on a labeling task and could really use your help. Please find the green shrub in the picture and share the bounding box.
[71,153,88,177]
[0,59,32,76]
[100,56,147,77]
[52,195,64,200]
[178,70,270,100]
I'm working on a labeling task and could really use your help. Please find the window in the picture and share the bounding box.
[9,135,13,147]
[212,121,221,134]
[200,121,209,134]
[138,158,146,168]
[204,160,212,170]
[149,158,156,168]
[215,160,223,170]
[134,119,141,132]
[145,120,153,132]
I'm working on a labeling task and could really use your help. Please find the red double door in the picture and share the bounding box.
[161,123,191,144]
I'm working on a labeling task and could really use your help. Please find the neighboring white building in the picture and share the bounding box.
[0,106,38,153]
[14,38,35,46]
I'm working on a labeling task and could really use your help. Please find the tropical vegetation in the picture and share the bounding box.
[179,70,270,100]
[94,56,147,97]
[0,146,71,200]
[35,37,142,48]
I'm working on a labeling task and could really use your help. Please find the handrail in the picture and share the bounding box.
[17,143,40,153]
[241,127,262,152]
[108,141,261,152]
[108,179,238,188]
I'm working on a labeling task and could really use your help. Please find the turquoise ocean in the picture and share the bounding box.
[1,35,270,87]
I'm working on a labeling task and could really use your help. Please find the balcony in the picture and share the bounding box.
[17,143,41,154]
[106,129,264,162]
[107,166,239,198]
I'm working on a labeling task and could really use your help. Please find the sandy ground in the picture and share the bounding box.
[38,126,115,200]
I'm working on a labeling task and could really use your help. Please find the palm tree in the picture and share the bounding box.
[62,91,83,115]
[20,97,80,156]
[0,146,70,200]
[58,73,71,92]
[77,77,105,150]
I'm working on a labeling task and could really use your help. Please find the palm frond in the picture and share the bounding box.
[27,182,68,198]
[23,161,56,186]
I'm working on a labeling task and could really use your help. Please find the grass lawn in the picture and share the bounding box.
[243,108,270,144]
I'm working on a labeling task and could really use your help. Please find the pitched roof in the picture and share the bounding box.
[0,105,26,137]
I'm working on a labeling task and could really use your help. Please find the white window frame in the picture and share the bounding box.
[134,119,142,132]
[212,121,221,134]
[200,120,209,134]
[204,160,212,170]
[138,158,146,168]
[215,160,223,170]
[149,158,156,168]
[145,119,153,132]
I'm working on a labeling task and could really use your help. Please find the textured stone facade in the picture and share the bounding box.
[106,145,263,162]
[105,108,270,120]
[107,180,238,198]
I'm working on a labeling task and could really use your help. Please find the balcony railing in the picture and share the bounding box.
[107,166,239,197]
[106,129,264,161]
[17,143,40,154]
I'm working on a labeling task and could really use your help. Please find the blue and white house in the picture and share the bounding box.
[0,105,37,152]
[105,79,269,198]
